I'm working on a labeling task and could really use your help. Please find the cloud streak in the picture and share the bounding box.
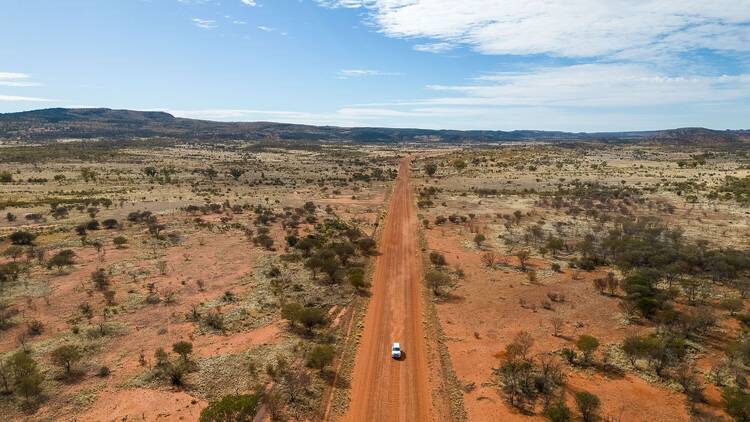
[0,72,40,87]
[311,1,750,130]
[192,18,218,29]
[337,69,403,78]
[0,94,55,102]
[418,64,750,107]
[317,0,750,60]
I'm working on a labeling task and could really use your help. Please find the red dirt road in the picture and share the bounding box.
[343,158,432,422]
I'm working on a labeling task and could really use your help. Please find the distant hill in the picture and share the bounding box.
[1,108,748,145]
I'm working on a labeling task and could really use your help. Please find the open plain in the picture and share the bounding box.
[2,138,750,422]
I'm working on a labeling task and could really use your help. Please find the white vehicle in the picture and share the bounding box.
[391,342,402,360]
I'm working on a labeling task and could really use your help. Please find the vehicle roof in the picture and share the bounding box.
[392,343,400,348]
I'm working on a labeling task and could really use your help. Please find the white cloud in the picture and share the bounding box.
[177,0,218,4]
[257,25,274,32]
[240,0,257,5]
[169,108,336,122]
[0,95,55,102]
[325,63,750,130]
[317,0,365,8]
[192,18,218,29]
[413,42,453,54]
[413,64,750,107]
[309,1,750,130]
[317,0,750,60]
[0,72,32,80]
[338,69,403,78]
[165,100,750,131]
[0,72,40,87]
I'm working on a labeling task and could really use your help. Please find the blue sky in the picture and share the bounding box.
[1,0,749,131]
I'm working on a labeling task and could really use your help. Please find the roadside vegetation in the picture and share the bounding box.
[416,143,750,421]
[0,141,395,420]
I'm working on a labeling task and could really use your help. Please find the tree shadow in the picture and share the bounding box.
[57,369,87,384]
[355,289,372,298]
[321,369,351,388]
[594,362,626,379]
[438,292,465,304]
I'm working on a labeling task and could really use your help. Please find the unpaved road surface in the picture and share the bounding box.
[343,158,432,421]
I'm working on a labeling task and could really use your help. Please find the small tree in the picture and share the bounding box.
[283,303,327,333]
[102,289,116,306]
[720,298,744,316]
[143,166,158,178]
[2,246,24,262]
[575,391,600,422]
[424,163,437,176]
[307,344,335,370]
[298,307,327,332]
[506,331,534,361]
[281,302,303,327]
[166,361,189,386]
[332,242,355,265]
[348,268,370,291]
[545,237,565,257]
[593,278,607,294]
[605,272,618,296]
[228,168,246,181]
[426,269,450,296]
[545,401,572,422]
[102,218,119,229]
[91,268,110,290]
[51,344,82,376]
[9,351,43,401]
[356,237,377,255]
[52,206,69,220]
[723,387,750,422]
[47,249,77,272]
[429,251,446,267]
[576,335,599,364]
[551,317,564,337]
[172,341,193,362]
[474,234,486,248]
[9,231,36,246]
[515,250,530,271]
[199,392,261,422]
[319,256,340,282]
[113,236,128,249]
[481,252,497,267]
[303,201,316,214]
[622,335,647,367]
[0,358,12,394]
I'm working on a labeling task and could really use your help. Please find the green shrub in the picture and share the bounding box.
[199,392,261,422]
[48,249,77,271]
[575,391,600,422]
[9,231,35,245]
[576,335,600,363]
[545,402,572,422]
[307,344,335,370]
[723,387,750,421]
[51,344,82,375]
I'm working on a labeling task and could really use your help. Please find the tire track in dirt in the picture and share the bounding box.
[343,158,432,422]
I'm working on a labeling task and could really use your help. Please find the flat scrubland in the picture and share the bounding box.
[414,144,750,422]
[0,140,398,421]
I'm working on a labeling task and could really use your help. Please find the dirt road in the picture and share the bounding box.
[343,158,432,422]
